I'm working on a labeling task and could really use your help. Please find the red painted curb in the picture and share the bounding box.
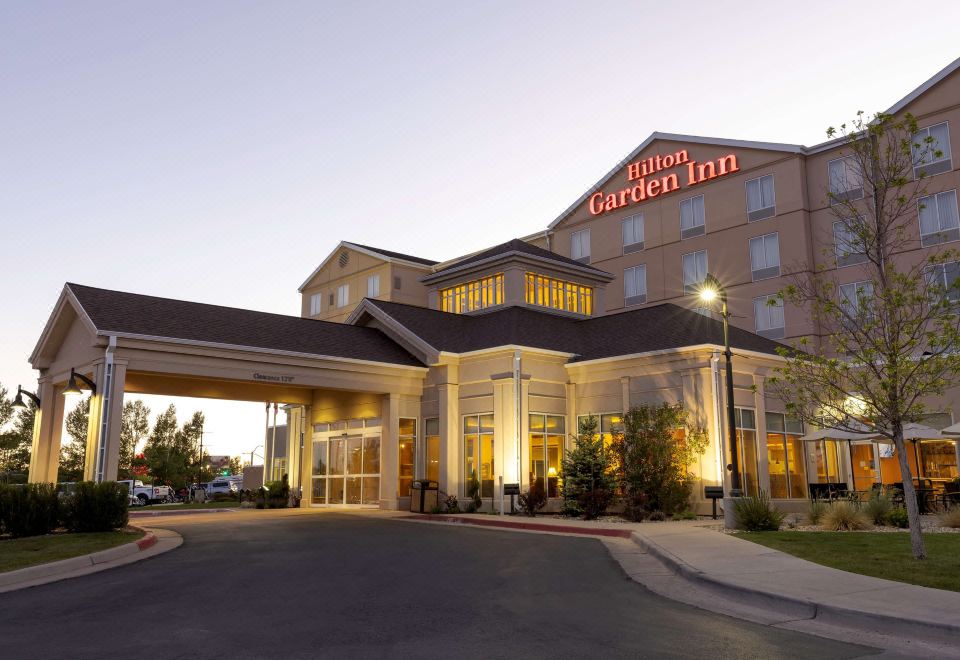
[136,533,158,551]
[405,514,632,538]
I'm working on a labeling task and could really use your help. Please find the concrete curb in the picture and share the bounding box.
[129,508,237,517]
[628,530,960,642]
[399,514,633,538]
[0,526,179,593]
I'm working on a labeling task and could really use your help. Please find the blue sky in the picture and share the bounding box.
[3,1,960,458]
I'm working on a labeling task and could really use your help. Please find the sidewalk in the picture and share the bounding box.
[400,513,960,647]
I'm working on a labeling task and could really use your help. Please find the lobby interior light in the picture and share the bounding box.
[62,368,97,396]
[11,385,41,410]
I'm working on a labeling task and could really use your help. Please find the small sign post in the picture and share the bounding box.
[504,483,520,514]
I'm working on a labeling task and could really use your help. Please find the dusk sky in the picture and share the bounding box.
[3,1,959,458]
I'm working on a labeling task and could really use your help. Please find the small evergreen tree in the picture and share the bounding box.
[560,416,616,519]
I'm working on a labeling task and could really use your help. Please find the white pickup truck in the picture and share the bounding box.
[119,480,175,505]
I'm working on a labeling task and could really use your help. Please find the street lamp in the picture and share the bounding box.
[696,274,742,497]
[11,385,40,409]
[62,368,97,396]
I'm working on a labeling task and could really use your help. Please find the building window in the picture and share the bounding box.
[624,265,647,306]
[577,413,622,447]
[749,232,780,281]
[571,229,591,264]
[682,250,708,294]
[463,414,495,498]
[524,273,593,315]
[828,156,863,203]
[367,275,380,298]
[913,121,952,178]
[920,440,959,479]
[271,457,287,483]
[622,213,645,253]
[336,284,349,308]
[918,189,960,247]
[440,274,504,314]
[839,280,874,328]
[398,418,416,498]
[680,194,706,239]
[765,413,806,499]
[309,293,322,316]
[734,408,760,497]
[746,174,776,221]
[753,295,785,339]
[834,220,868,267]
[394,276,402,290]
[424,418,440,483]
[528,414,564,497]
[925,261,960,304]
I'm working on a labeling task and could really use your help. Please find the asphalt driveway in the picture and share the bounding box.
[0,511,877,659]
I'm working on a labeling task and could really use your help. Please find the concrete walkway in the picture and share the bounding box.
[400,513,960,654]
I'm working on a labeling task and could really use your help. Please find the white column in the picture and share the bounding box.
[28,380,64,484]
[438,373,460,497]
[380,392,400,509]
[754,375,769,496]
[98,360,127,482]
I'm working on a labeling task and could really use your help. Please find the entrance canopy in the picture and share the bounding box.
[26,283,427,484]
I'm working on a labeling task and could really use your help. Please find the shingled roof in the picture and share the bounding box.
[345,242,438,266]
[66,284,424,367]
[366,300,786,361]
[423,239,613,282]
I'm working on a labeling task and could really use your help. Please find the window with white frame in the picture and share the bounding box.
[753,295,785,339]
[367,274,380,298]
[913,122,953,178]
[925,261,960,304]
[839,281,874,328]
[682,250,708,294]
[833,220,868,267]
[622,213,645,253]
[918,189,960,247]
[828,156,863,203]
[571,229,591,263]
[309,293,322,316]
[746,174,776,221]
[624,265,647,306]
[336,284,349,308]
[749,232,780,280]
[680,194,706,239]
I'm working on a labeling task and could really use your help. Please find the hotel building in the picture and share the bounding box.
[25,58,960,513]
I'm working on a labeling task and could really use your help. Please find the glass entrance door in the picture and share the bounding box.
[311,418,381,507]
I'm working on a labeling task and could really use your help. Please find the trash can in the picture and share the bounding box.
[409,480,439,513]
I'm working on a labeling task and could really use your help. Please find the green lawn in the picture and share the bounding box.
[146,500,240,510]
[738,531,960,592]
[0,529,145,573]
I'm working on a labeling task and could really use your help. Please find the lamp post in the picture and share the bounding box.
[696,274,742,497]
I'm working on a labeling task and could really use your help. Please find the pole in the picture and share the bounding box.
[722,293,742,497]
[197,427,203,501]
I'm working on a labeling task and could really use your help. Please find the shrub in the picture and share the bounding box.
[674,510,697,521]
[264,476,290,509]
[429,505,441,514]
[862,491,893,525]
[561,416,617,520]
[938,506,960,528]
[734,490,785,531]
[886,507,909,528]
[62,481,128,533]
[0,483,60,538]
[648,510,666,522]
[613,403,709,518]
[212,492,237,502]
[517,485,547,517]
[821,500,871,531]
[807,498,827,525]
[464,501,477,513]
[442,494,460,513]
[466,471,482,510]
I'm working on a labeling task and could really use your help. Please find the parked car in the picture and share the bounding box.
[206,480,239,497]
[118,479,175,505]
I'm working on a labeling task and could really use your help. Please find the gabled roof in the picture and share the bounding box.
[64,283,424,367]
[364,299,786,362]
[421,238,613,284]
[298,241,437,292]
[547,132,804,230]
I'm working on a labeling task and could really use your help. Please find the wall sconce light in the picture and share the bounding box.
[62,368,97,396]
[11,385,41,409]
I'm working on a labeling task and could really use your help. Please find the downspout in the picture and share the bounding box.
[512,349,522,516]
[94,335,117,482]
[710,350,725,488]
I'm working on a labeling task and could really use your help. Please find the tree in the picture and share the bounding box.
[143,404,184,486]
[0,384,35,479]
[59,397,90,482]
[178,411,207,483]
[769,111,960,559]
[120,400,150,479]
[560,415,617,519]
[613,403,708,519]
